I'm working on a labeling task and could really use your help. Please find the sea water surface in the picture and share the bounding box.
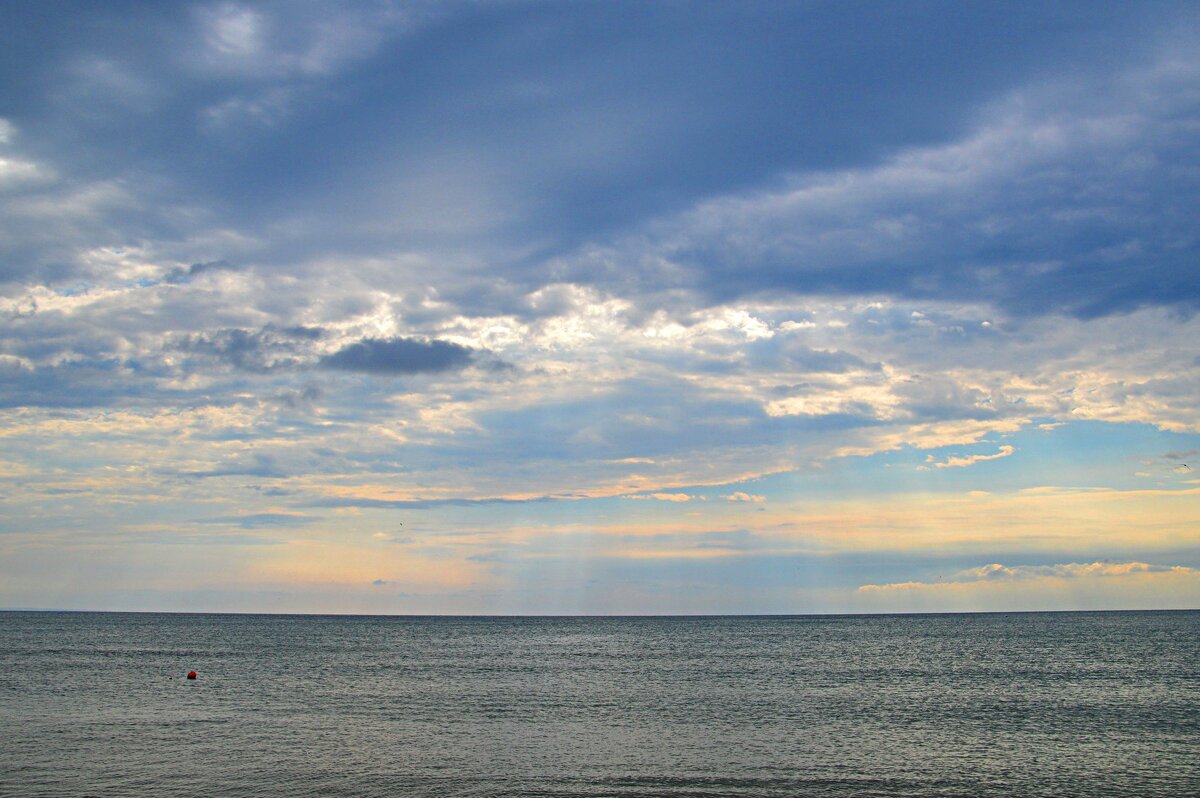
[1,611,1197,797]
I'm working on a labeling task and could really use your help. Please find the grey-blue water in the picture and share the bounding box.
[1,611,1197,797]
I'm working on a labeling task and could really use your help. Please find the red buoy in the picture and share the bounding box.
[187,671,197,680]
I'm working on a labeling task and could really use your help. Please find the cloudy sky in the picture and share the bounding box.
[2,1,1199,614]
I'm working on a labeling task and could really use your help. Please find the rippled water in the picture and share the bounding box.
[1,611,1197,797]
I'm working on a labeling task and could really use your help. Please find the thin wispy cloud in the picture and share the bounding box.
[857,562,1200,612]
[924,445,1015,470]
[860,561,1197,592]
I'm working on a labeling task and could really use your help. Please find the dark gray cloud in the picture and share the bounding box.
[5,1,1191,322]
[173,325,324,372]
[544,31,1200,322]
[319,337,475,375]
[272,384,321,408]
[164,260,242,283]
[0,356,154,409]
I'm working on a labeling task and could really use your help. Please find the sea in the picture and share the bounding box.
[1,611,1197,798]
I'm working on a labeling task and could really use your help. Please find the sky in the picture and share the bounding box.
[1,1,1199,614]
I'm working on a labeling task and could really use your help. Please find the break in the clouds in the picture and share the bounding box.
[1,1,1198,614]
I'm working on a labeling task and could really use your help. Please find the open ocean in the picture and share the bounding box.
[1,611,1197,797]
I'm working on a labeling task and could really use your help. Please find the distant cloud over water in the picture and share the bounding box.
[858,562,1200,612]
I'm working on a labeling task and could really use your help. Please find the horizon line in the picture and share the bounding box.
[3,607,1197,619]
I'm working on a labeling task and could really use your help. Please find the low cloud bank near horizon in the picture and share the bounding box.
[857,561,1200,613]
[860,561,1197,592]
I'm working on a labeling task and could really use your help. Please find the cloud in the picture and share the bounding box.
[0,155,47,188]
[180,453,287,479]
[853,561,1200,611]
[625,492,693,503]
[925,444,1015,469]
[3,4,1200,614]
[200,88,298,133]
[164,260,243,283]
[309,495,555,510]
[197,512,315,529]
[173,325,323,372]
[557,37,1200,320]
[860,561,1197,593]
[192,1,424,78]
[202,4,264,60]
[319,337,476,375]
